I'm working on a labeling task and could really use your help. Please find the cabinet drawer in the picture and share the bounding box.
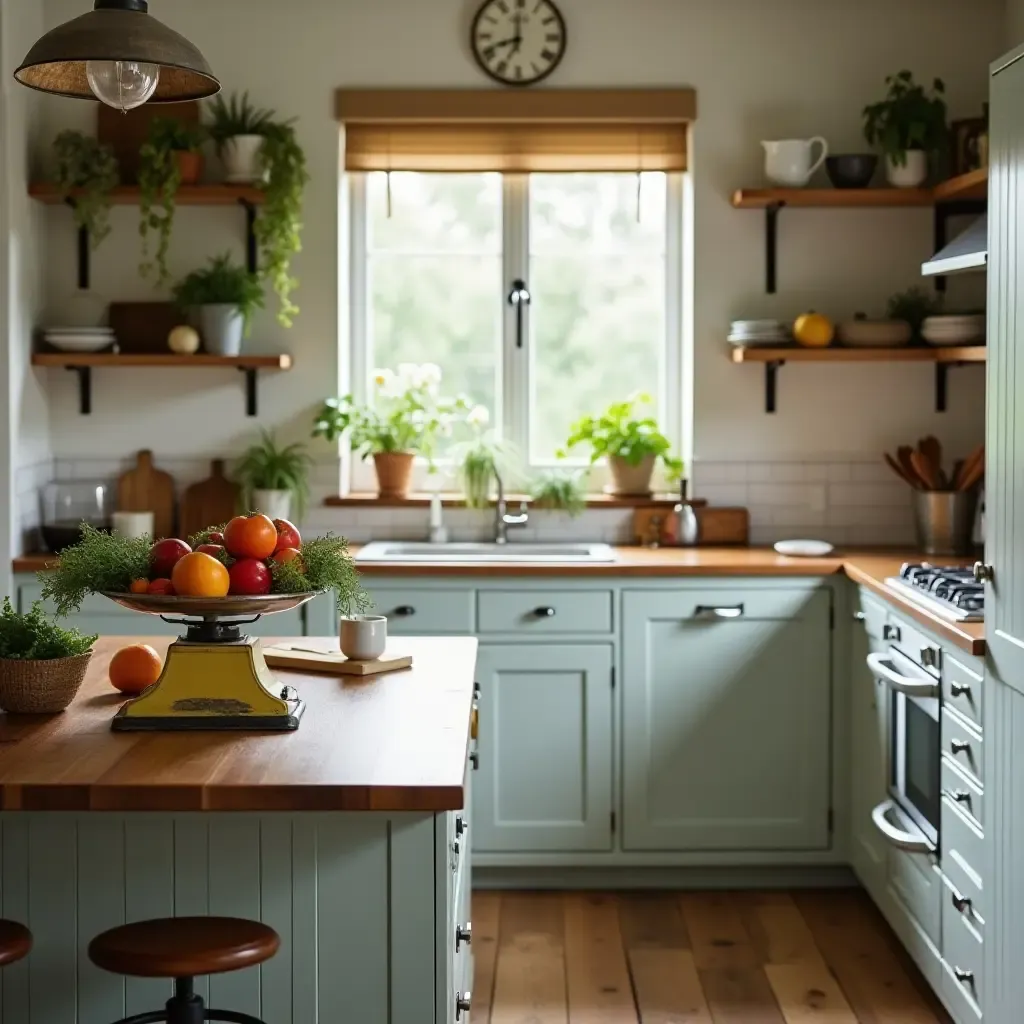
[942,853,985,935]
[942,797,987,915]
[888,848,942,949]
[885,614,942,675]
[941,756,983,829]
[942,907,984,1019]
[944,655,983,731]
[857,589,888,640]
[943,708,983,785]
[366,588,474,634]
[477,589,612,634]
[627,586,826,622]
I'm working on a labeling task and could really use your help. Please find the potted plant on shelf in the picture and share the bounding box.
[138,117,207,282]
[312,363,469,499]
[234,429,312,521]
[559,393,683,497]
[451,405,517,508]
[863,71,947,188]
[0,598,97,714]
[206,90,274,184]
[172,253,264,356]
[52,130,119,247]
[886,287,942,343]
[528,469,588,517]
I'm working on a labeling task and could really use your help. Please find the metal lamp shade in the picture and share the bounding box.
[14,4,220,103]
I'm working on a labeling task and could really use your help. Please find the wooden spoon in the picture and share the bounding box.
[919,436,946,488]
[955,445,985,490]
[910,450,942,491]
[957,453,985,492]
[885,452,919,488]
[897,446,924,488]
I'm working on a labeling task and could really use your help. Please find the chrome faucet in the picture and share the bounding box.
[494,469,528,544]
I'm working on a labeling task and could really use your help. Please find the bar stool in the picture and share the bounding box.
[88,917,279,1024]
[0,920,31,967]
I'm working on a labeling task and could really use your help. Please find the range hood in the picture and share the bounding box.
[922,213,988,277]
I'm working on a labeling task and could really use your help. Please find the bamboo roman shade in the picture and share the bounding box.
[336,89,695,173]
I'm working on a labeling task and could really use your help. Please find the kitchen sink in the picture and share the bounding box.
[355,541,617,563]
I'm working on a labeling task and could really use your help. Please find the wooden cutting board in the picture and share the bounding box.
[264,645,413,677]
[696,507,750,545]
[179,460,239,541]
[116,450,176,540]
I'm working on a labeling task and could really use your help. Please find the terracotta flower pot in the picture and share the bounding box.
[606,454,656,496]
[175,150,203,185]
[373,452,415,499]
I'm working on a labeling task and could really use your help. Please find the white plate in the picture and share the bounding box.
[774,539,835,557]
[42,326,113,335]
[44,337,115,352]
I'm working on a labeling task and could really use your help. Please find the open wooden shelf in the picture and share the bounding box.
[932,167,988,202]
[729,345,986,413]
[32,352,292,416]
[28,183,266,206]
[731,187,933,209]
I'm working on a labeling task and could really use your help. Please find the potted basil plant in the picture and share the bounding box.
[235,430,312,521]
[172,254,264,356]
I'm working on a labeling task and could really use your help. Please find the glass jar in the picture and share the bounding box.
[40,480,112,552]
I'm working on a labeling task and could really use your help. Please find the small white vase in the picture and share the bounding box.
[253,489,292,521]
[221,135,266,184]
[885,150,928,188]
[198,304,244,356]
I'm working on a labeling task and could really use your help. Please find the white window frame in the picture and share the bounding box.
[345,171,687,494]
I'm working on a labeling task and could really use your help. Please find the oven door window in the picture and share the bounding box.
[892,691,941,843]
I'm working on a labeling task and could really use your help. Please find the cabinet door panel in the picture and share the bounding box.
[622,588,831,851]
[473,644,612,852]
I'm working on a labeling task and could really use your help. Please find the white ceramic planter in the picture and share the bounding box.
[198,304,244,356]
[253,489,292,520]
[221,135,266,184]
[885,150,928,188]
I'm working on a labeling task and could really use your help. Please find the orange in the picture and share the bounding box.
[109,644,163,695]
[129,578,149,594]
[171,551,230,597]
[224,513,278,560]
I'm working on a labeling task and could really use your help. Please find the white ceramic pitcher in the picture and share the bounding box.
[762,137,829,187]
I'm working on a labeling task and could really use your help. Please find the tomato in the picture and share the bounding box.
[224,514,277,560]
[129,578,150,594]
[195,543,226,560]
[228,558,272,596]
[273,519,302,553]
[147,578,176,596]
[150,538,191,578]
[171,552,230,598]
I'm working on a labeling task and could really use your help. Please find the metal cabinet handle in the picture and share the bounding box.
[973,561,993,583]
[455,815,467,837]
[473,681,481,696]
[950,682,972,698]
[852,611,866,621]
[920,647,940,670]
[471,703,479,740]
[883,624,901,641]
[694,604,744,619]
[393,605,416,617]
[951,891,973,915]
[469,751,479,770]
[871,799,936,854]
[945,789,972,805]
[455,992,472,1020]
[533,606,556,617]
[456,922,472,951]
[950,739,971,755]
[866,652,940,697]
[954,967,975,985]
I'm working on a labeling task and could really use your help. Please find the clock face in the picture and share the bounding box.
[471,0,567,87]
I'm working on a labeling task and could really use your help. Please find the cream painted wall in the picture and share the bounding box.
[33,0,1002,473]
[1009,0,1024,47]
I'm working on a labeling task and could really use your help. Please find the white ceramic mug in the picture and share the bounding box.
[112,510,155,540]
[340,615,388,662]
[762,137,829,187]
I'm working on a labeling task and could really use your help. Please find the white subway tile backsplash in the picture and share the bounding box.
[829,482,912,507]
[699,483,748,506]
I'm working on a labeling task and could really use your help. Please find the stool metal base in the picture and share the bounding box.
[111,977,266,1024]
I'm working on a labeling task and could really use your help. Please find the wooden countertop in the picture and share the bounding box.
[0,636,477,813]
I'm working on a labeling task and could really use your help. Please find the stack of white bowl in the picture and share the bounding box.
[727,319,790,346]
[921,314,985,347]
[42,326,116,352]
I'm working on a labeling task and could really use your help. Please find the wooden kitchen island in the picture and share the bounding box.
[0,636,477,1024]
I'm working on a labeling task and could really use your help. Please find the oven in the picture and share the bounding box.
[867,646,941,855]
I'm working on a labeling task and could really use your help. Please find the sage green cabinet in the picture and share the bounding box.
[472,643,613,852]
[621,586,832,851]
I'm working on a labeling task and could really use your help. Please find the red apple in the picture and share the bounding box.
[273,519,301,554]
[196,543,226,560]
[228,557,272,596]
[150,538,191,579]
[274,546,303,570]
[147,578,176,596]
[207,531,225,545]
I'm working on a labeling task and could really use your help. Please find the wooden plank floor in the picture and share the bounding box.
[471,889,952,1023]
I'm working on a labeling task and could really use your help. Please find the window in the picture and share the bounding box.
[349,169,683,486]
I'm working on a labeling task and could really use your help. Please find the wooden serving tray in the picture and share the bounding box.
[265,644,412,677]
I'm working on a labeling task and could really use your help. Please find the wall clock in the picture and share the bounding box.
[470,0,567,87]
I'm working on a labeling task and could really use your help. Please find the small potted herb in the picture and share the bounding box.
[560,393,683,497]
[451,406,517,508]
[235,430,313,521]
[863,71,947,188]
[206,90,274,184]
[52,130,119,246]
[172,253,264,356]
[313,364,468,499]
[886,287,942,343]
[528,469,587,517]
[139,117,208,282]
[0,598,97,713]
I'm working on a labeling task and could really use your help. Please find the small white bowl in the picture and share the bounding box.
[774,539,835,558]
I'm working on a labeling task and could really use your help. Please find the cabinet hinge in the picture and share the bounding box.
[610,811,616,833]
[611,666,616,690]
[827,807,834,833]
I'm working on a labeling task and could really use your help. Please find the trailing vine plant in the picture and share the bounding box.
[52,131,119,246]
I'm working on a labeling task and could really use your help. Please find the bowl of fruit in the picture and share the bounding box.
[38,514,368,623]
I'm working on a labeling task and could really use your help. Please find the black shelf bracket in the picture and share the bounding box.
[65,198,91,289]
[764,201,785,294]
[765,359,785,413]
[68,365,92,415]
[240,366,259,416]
[239,199,258,274]
[932,198,986,293]
[935,360,980,412]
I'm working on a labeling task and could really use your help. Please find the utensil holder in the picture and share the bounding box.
[913,491,978,556]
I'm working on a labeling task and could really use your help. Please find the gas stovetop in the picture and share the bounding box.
[884,563,984,623]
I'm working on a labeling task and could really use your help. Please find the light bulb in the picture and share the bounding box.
[86,60,160,112]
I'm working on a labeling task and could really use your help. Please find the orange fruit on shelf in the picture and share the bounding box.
[170,551,230,598]
[109,644,163,695]
[129,578,149,594]
[224,513,278,560]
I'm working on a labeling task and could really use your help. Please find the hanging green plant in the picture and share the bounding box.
[255,120,309,326]
[138,117,206,284]
[52,130,119,246]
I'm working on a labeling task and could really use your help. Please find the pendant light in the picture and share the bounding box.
[14,0,220,111]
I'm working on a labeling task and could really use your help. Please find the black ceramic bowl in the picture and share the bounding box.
[826,154,879,189]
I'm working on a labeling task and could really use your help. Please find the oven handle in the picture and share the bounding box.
[866,651,940,698]
[871,799,936,854]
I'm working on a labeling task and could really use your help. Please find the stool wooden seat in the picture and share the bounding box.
[0,920,31,967]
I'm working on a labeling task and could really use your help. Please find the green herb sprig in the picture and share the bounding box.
[0,598,97,660]
[528,469,588,516]
[270,534,368,615]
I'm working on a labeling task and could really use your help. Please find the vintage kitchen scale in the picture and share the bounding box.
[101,590,318,732]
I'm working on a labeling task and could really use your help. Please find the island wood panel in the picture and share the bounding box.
[0,636,476,812]
[0,811,445,1024]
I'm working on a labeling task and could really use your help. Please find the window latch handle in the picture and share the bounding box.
[508,279,531,349]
